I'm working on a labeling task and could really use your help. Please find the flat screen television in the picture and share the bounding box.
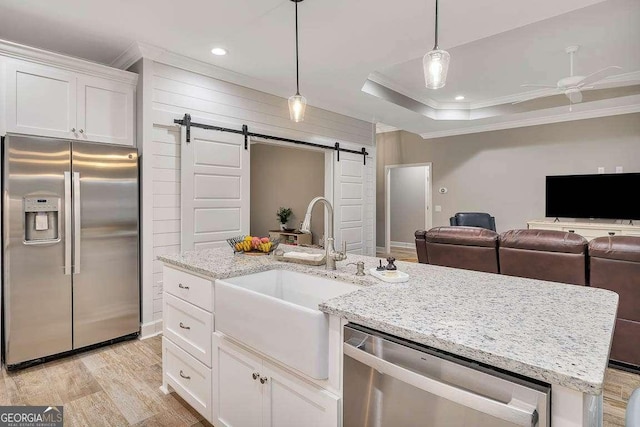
[545,173,640,220]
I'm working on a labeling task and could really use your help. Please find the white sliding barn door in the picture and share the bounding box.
[333,151,375,256]
[181,127,250,250]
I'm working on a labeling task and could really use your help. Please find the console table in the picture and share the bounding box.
[527,220,640,241]
[268,230,313,246]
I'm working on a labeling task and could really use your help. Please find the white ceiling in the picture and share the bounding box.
[1,0,636,138]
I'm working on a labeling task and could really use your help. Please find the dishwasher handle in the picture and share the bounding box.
[343,342,539,427]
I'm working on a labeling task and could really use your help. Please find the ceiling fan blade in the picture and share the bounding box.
[578,66,622,86]
[521,83,558,88]
[512,89,559,104]
[566,91,583,103]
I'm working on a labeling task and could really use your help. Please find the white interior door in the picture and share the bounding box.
[181,127,250,251]
[333,151,375,256]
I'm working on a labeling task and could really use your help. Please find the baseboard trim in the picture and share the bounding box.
[390,241,415,249]
[140,319,163,339]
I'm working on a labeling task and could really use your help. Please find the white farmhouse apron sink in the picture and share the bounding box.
[215,269,359,379]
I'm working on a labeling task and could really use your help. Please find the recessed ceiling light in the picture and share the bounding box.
[455,95,465,101]
[211,47,227,56]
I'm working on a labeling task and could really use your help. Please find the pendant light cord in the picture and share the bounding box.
[295,1,300,95]
[433,0,439,49]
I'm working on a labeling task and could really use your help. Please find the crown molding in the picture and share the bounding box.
[376,123,400,134]
[0,38,137,84]
[419,102,640,139]
[130,41,289,98]
[370,70,640,112]
[109,42,143,70]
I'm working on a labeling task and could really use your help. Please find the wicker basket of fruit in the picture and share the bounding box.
[227,235,280,255]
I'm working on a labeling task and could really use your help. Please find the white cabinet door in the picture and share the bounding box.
[76,75,134,146]
[213,334,263,427]
[262,360,339,427]
[181,127,250,250]
[6,61,77,139]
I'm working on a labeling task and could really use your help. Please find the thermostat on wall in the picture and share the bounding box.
[439,187,448,194]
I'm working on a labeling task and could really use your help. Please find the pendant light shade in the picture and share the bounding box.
[423,49,450,89]
[288,93,307,122]
[289,0,307,122]
[423,0,450,89]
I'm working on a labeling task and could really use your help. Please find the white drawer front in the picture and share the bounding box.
[163,266,213,312]
[163,337,212,421]
[164,293,213,366]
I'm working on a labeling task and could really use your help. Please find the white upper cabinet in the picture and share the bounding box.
[76,75,134,145]
[1,41,137,146]
[6,61,77,140]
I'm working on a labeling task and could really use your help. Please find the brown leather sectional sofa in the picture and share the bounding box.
[414,227,640,369]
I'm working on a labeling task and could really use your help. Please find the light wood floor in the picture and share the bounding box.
[0,335,637,426]
[376,246,419,263]
[0,336,212,427]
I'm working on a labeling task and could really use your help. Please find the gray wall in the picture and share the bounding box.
[250,143,325,243]
[390,166,427,244]
[376,113,640,246]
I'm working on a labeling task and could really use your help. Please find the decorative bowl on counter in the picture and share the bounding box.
[226,235,280,255]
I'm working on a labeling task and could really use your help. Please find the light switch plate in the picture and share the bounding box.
[435,205,442,212]
[597,167,605,174]
[616,166,623,173]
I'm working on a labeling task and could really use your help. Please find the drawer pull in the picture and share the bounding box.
[260,376,268,384]
[178,283,189,290]
[179,322,191,330]
[179,370,191,380]
[568,230,575,233]
[608,232,615,236]
[252,372,260,380]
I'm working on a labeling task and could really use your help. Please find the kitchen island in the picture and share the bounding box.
[158,245,618,427]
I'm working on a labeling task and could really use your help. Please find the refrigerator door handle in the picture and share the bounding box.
[73,172,81,275]
[64,171,72,275]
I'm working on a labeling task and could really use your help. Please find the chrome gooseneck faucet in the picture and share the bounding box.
[300,196,347,270]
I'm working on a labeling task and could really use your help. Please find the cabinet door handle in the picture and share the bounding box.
[178,283,189,290]
[79,129,84,134]
[568,230,575,233]
[179,322,190,330]
[252,372,260,380]
[179,370,190,380]
[71,128,76,133]
[260,376,268,384]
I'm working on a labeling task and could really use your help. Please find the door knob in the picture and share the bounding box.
[252,372,260,380]
[260,376,268,384]
[71,128,76,132]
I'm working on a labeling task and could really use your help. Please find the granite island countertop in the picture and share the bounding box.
[158,245,618,395]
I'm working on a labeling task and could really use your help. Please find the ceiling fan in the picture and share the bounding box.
[514,45,622,105]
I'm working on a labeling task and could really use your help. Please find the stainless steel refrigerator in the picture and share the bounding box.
[3,134,139,368]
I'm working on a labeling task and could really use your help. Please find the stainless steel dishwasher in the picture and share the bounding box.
[343,324,550,427]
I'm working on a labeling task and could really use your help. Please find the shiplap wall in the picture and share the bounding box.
[139,60,374,335]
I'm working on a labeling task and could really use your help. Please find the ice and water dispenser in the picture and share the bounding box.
[24,197,61,243]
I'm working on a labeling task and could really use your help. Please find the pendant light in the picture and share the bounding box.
[423,0,450,89]
[288,0,307,122]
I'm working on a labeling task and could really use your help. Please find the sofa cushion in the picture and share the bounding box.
[500,229,587,254]
[425,226,499,248]
[589,236,640,263]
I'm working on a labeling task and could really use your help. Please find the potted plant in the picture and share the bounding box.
[276,207,293,231]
